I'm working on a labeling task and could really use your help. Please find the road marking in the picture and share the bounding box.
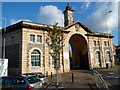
[109,72,115,75]
[107,75,120,79]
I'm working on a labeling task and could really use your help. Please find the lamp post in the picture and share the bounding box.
[105,11,112,68]
[105,10,112,39]
[2,18,6,59]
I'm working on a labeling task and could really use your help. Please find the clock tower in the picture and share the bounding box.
[63,4,74,27]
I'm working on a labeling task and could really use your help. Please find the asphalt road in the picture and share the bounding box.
[47,65,120,90]
[96,66,120,90]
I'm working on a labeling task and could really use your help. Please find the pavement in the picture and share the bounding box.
[46,70,96,90]
[46,65,120,90]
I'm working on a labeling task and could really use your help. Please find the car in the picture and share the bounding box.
[0,76,44,90]
[23,72,48,86]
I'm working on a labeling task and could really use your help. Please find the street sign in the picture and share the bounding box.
[0,58,8,76]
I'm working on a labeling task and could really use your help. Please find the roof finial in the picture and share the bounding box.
[66,3,72,10]
[67,3,70,6]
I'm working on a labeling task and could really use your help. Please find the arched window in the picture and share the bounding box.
[96,51,101,66]
[31,50,41,66]
[106,51,111,63]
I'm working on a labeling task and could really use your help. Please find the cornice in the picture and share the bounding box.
[85,33,114,38]
[2,21,69,34]
[1,21,114,38]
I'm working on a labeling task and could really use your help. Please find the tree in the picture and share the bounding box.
[46,23,64,85]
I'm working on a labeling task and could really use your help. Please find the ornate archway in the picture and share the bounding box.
[69,34,89,70]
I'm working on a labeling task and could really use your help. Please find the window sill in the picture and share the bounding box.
[29,42,35,43]
[31,66,41,69]
[36,42,42,44]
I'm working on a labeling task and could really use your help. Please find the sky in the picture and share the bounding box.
[1,1,119,46]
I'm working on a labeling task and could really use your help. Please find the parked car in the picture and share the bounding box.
[23,72,48,86]
[0,76,44,90]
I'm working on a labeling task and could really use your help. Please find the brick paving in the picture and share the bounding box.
[47,70,96,89]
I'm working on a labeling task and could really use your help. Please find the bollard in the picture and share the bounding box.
[51,72,52,78]
[72,73,74,83]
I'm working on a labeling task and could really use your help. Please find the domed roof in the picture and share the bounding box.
[66,3,73,10]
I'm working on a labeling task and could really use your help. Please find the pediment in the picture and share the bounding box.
[64,21,113,38]
[65,21,93,33]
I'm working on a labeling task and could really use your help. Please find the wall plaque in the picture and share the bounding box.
[75,24,80,32]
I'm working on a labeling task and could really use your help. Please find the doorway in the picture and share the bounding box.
[69,34,89,70]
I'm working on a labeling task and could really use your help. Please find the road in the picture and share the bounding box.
[47,65,120,90]
[96,65,120,90]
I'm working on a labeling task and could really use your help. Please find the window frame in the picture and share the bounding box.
[30,34,35,43]
[104,41,107,47]
[11,35,14,42]
[31,50,41,67]
[15,78,25,85]
[94,41,97,47]
[97,41,100,47]
[37,35,42,43]
[107,41,110,46]
[106,51,111,63]
[3,77,16,85]
[95,51,101,66]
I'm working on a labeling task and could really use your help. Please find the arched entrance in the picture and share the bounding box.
[69,34,89,70]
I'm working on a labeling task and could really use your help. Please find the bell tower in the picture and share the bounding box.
[63,3,74,27]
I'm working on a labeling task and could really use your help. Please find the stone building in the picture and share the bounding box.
[2,4,115,75]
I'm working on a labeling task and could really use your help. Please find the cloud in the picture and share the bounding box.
[79,2,91,14]
[81,2,91,10]
[10,19,31,25]
[37,5,64,27]
[85,2,118,33]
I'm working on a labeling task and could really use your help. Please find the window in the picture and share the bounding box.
[52,57,55,67]
[97,41,100,47]
[94,41,96,47]
[11,36,14,42]
[30,35,35,42]
[27,76,41,84]
[31,50,41,66]
[15,78,25,85]
[104,41,106,46]
[51,52,55,67]
[3,77,15,85]
[107,41,110,46]
[51,52,58,67]
[96,51,101,66]
[37,35,42,43]
[106,51,111,63]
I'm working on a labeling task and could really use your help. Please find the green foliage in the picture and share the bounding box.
[46,23,64,70]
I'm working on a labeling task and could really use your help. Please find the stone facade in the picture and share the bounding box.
[2,4,115,76]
